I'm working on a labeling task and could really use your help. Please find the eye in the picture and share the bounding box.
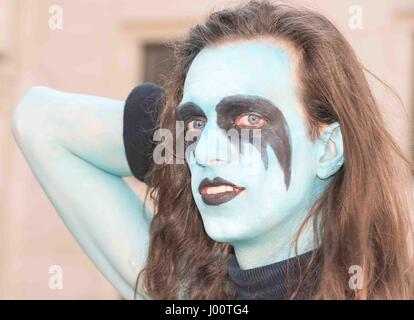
[186,118,206,132]
[234,113,267,129]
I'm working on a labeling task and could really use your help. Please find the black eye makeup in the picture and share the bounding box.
[177,102,207,131]
[216,94,292,189]
[177,95,292,189]
[177,102,207,147]
[177,102,207,123]
[186,118,206,133]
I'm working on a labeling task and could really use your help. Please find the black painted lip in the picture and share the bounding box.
[198,177,245,206]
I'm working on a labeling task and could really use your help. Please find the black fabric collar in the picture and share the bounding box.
[227,250,320,300]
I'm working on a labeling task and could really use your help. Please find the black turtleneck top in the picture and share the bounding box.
[227,250,320,299]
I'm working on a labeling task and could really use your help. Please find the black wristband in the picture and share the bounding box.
[123,83,165,182]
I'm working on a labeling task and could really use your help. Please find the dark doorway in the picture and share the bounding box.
[143,43,174,85]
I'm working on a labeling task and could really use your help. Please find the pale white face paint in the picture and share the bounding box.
[179,40,340,269]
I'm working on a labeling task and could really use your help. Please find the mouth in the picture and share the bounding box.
[198,177,245,206]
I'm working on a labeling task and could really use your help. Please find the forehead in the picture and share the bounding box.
[180,40,299,117]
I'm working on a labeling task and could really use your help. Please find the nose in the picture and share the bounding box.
[193,123,231,167]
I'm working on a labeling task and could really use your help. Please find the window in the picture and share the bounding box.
[143,43,175,85]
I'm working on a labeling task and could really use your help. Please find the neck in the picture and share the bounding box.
[231,213,317,270]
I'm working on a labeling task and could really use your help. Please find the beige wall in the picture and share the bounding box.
[0,0,413,299]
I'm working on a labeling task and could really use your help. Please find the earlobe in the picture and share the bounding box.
[316,122,345,179]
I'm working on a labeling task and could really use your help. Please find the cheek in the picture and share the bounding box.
[240,143,287,191]
[185,142,201,172]
[248,150,289,213]
[242,139,318,219]
[285,134,322,207]
[233,146,290,229]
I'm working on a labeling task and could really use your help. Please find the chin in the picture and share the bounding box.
[202,218,255,244]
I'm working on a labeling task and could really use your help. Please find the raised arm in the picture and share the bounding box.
[11,86,157,299]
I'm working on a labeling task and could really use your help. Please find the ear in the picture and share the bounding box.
[316,122,344,179]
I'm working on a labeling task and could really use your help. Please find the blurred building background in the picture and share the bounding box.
[0,0,413,299]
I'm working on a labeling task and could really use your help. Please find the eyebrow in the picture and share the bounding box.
[215,94,281,120]
[177,95,280,120]
[177,102,207,121]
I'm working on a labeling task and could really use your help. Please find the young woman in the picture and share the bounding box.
[11,1,414,299]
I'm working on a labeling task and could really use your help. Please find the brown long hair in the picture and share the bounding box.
[136,0,414,299]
